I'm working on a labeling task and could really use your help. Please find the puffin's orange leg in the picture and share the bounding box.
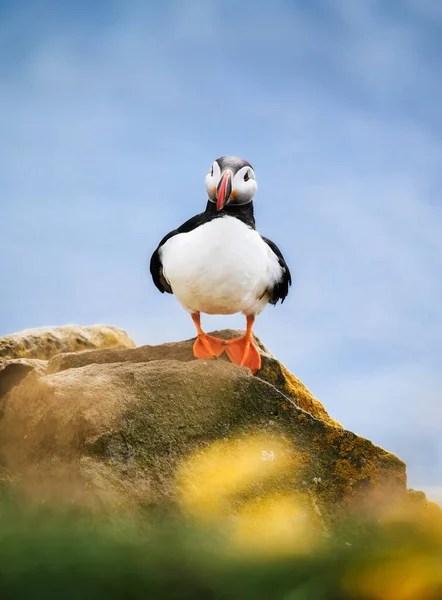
[191,313,225,360]
[223,315,261,374]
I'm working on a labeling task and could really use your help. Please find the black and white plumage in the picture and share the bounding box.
[149,156,291,373]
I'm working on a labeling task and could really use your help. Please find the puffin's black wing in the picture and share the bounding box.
[150,212,206,294]
[261,236,292,305]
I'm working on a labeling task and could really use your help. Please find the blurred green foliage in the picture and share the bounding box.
[0,490,441,600]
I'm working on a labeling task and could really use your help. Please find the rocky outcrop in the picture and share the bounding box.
[0,326,408,530]
[0,325,135,361]
[45,330,340,427]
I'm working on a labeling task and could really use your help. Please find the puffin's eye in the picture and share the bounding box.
[244,171,250,182]
[210,166,214,177]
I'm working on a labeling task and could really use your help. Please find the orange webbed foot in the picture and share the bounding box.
[193,333,225,360]
[223,336,261,374]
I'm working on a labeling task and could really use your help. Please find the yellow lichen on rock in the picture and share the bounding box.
[311,428,405,513]
[259,360,342,427]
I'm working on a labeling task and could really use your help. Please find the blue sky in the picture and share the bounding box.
[1,0,442,500]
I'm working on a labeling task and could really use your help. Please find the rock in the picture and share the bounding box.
[0,325,136,361]
[406,489,442,517]
[0,358,47,407]
[46,330,340,427]
[0,328,407,530]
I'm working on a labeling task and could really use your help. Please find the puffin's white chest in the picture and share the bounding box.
[160,216,282,315]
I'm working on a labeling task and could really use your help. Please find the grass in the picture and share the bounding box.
[0,489,441,600]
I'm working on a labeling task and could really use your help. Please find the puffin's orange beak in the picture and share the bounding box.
[216,171,233,211]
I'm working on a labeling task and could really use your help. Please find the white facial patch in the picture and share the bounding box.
[232,166,257,204]
[205,161,221,201]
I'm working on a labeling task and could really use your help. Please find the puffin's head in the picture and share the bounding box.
[205,156,257,211]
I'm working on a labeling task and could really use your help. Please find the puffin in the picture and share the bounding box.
[150,156,291,374]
